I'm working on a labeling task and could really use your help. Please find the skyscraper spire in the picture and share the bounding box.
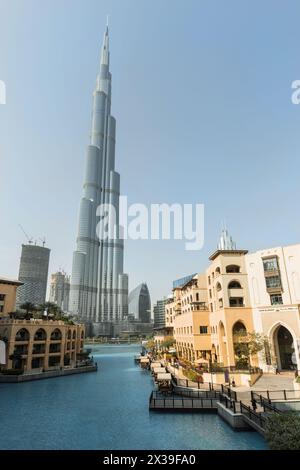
[100,23,109,66]
[218,226,237,251]
[69,25,128,336]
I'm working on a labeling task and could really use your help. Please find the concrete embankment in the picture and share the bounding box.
[0,364,98,383]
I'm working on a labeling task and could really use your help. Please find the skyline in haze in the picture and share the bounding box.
[1,0,300,305]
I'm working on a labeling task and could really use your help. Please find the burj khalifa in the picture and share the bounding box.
[69,26,128,336]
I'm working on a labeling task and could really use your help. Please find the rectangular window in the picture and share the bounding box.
[219,298,223,308]
[265,276,281,289]
[0,294,5,301]
[270,294,283,305]
[263,257,279,272]
[0,306,3,312]
[229,297,244,307]
[200,326,208,334]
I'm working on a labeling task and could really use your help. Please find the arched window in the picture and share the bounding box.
[228,280,242,289]
[34,328,47,341]
[81,330,84,339]
[15,328,30,342]
[215,267,221,275]
[216,282,222,292]
[68,330,71,339]
[72,330,76,339]
[50,329,62,340]
[232,321,247,336]
[226,265,240,273]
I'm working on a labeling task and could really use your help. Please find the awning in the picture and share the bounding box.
[150,362,162,369]
[156,373,172,381]
[153,367,166,373]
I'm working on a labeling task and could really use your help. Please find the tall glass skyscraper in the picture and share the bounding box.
[128,283,151,323]
[69,26,128,335]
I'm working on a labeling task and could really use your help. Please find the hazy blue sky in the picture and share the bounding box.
[1,0,300,305]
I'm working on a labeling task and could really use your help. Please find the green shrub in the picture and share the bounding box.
[182,368,203,383]
[264,412,300,450]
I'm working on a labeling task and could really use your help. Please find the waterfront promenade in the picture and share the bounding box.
[0,344,266,450]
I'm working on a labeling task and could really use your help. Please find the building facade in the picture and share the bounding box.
[163,230,300,373]
[0,277,23,315]
[0,280,86,372]
[206,247,256,368]
[128,283,151,323]
[0,318,85,372]
[153,298,169,329]
[69,26,128,335]
[16,244,50,307]
[246,244,300,372]
[49,271,70,312]
[169,274,211,363]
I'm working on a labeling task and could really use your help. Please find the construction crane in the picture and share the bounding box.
[39,237,46,247]
[18,224,33,244]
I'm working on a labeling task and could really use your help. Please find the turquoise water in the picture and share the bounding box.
[0,344,267,449]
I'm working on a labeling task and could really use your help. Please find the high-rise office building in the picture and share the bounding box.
[69,26,128,335]
[49,271,70,312]
[16,244,50,307]
[128,283,151,323]
[153,298,169,329]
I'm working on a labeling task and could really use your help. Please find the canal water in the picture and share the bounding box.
[0,344,267,449]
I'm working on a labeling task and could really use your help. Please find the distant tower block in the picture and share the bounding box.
[16,244,50,307]
[49,271,70,312]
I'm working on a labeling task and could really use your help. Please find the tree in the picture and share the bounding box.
[265,412,300,450]
[145,339,155,351]
[19,302,36,319]
[161,336,175,350]
[233,330,269,367]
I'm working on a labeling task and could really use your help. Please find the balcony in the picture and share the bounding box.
[191,302,208,311]
[228,288,244,298]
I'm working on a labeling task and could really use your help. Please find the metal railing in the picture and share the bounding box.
[172,376,223,391]
[149,390,219,410]
[221,384,237,401]
[251,389,300,403]
[240,402,267,430]
[170,388,221,399]
[218,394,241,414]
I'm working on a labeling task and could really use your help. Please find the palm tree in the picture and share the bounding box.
[19,302,36,319]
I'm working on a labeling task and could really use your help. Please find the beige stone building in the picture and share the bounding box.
[246,244,300,372]
[163,231,300,373]
[168,274,211,363]
[0,277,23,315]
[0,318,85,372]
[0,275,86,373]
[207,248,257,368]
